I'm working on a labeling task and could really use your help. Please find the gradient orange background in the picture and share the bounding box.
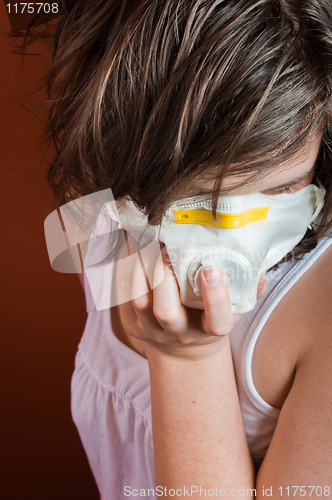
[1,4,99,498]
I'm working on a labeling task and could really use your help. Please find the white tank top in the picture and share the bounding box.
[71,213,332,495]
[229,236,332,468]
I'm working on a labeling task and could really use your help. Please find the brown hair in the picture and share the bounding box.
[11,0,332,265]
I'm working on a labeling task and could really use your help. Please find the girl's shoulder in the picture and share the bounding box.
[255,241,332,481]
[296,237,332,359]
[252,238,332,410]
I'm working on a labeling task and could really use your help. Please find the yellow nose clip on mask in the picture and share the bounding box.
[173,206,270,229]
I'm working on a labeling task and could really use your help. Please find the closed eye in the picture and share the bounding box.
[261,183,303,195]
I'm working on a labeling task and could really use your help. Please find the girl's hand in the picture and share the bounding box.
[116,243,268,362]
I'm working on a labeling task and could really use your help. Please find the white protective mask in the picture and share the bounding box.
[106,180,325,314]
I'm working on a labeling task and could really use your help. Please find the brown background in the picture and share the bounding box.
[1,4,99,499]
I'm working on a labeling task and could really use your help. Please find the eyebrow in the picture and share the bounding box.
[188,162,317,195]
[262,162,317,191]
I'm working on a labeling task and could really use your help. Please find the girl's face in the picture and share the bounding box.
[188,134,322,197]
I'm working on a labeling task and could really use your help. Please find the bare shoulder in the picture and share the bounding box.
[252,239,332,409]
[256,241,332,486]
[297,239,332,360]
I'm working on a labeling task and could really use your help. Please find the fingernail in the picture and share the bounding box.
[258,273,265,288]
[203,266,221,287]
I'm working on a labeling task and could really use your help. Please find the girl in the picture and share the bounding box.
[19,0,332,498]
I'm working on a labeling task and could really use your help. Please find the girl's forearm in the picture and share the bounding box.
[145,337,255,498]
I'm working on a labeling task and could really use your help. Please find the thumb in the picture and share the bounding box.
[200,266,234,336]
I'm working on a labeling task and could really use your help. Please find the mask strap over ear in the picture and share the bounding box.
[308,179,326,227]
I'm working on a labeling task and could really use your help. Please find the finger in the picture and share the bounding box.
[200,266,234,336]
[152,246,188,332]
[110,230,142,307]
[138,237,164,291]
[131,246,154,312]
[116,252,157,342]
[256,273,268,299]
